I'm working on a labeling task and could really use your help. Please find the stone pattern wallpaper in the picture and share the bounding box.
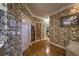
[50,4,79,47]
[4,14,22,56]
[0,4,22,56]
[7,4,32,21]
[0,9,7,56]
[6,3,32,56]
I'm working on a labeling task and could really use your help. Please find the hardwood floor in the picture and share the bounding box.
[23,40,66,56]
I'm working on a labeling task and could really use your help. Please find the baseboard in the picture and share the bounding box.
[22,40,42,55]
[49,41,66,50]
[30,39,66,50]
[30,40,41,45]
[30,38,46,45]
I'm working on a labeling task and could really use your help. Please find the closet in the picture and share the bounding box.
[22,20,31,53]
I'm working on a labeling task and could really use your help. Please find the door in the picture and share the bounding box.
[22,21,31,52]
[35,23,42,40]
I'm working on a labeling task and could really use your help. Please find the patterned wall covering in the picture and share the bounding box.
[50,4,79,47]
[0,3,45,55]
[0,9,7,56]
[6,3,32,56]
[0,3,8,56]
[7,3,32,20]
[4,14,22,56]
[0,3,22,56]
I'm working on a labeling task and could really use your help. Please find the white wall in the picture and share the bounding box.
[22,20,31,53]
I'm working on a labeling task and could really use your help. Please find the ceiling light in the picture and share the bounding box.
[22,19,26,22]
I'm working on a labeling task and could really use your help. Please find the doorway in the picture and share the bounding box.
[22,20,31,53]
[35,22,42,40]
[31,25,35,42]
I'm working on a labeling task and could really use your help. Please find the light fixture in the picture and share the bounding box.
[22,19,26,22]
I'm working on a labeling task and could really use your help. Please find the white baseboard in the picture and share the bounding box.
[30,39,66,50]
[30,40,41,45]
[49,41,66,50]
[30,38,47,45]
[22,39,45,55]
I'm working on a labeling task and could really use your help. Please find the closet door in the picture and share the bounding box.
[22,21,31,52]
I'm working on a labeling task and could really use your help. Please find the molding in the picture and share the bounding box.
[30,39,44,45]
[23,39,45,55]
[48,41,66,50]
[23,4,78,22]
[23,4,46,20]
[50,3,77,16]
[22,45,30,55]
[23,4,34,17]
[33,15,46,20]
[23,3,77,20]
[21,11,32,22]
[34,21,43,23]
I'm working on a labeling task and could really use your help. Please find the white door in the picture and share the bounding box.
[22,21,31,53]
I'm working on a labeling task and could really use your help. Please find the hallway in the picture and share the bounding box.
[0,3,79,56]
[23,40,66,56]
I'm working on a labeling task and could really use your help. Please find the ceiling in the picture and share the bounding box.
[22,3,74,19]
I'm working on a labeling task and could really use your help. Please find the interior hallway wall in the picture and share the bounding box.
[50,4,79,47]
[7,3,32,55]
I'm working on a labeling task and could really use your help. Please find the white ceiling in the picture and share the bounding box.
[22,3,74,19]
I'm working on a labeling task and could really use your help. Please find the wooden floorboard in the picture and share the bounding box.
[23,40,66,56]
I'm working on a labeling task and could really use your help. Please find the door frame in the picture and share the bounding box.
[34,22,43,40]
